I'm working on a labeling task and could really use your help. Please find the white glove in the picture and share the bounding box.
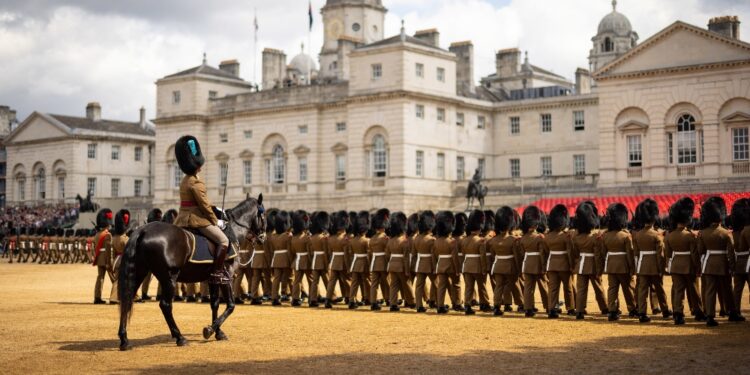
[217,220,226,230]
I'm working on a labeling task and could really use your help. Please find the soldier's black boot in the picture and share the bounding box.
[480,303,493,313]
[416,306,427,313]
[308,300,319,308]
[428,300,436,309]
[662,309,673,319]
[504,304,513,312]
[728,311,746,322]
[639,313,651,323]
[719,309,727,317]
[291,299,301,307]
[652,308,661,315]
[94,298,106,305]
[608,311,619,321]
[250,297,262,305]
[548,310,559,319]
[516,304,524,312]
[371,302,381,311]
[567,309,576,316]
[325,300,333,309]
[628,309,638,318]
[707,316,719,327]
[464,304,475,315]
[437,306,448,314]
[494,305,503,316]
[452,304,465,312]
[272,298,281,306]
[576,312,585,320]
[694,310,707,322]
[390,304,400,312]
[234,297,245,304]
[348,301,358,310]
[674,312,685,325]
[525,309,535,318]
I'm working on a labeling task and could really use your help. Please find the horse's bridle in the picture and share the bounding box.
[226,207,266,245]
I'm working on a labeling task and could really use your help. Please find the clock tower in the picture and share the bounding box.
[320,0,387,79]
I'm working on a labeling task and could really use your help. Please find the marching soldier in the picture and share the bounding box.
[450,213,467,312]
[697,196,744,326]
[480,210,496,308]
[140,208,163,301]
[544,204,576,318]
[730,199,750,317]
[326,211,351,308]
[461,210,489,315]
[571,201,608,319]
[487,206,521,316]
[233,235,253,304]
[600,203,637,321]
[412,211,436,313]
[348,211,371,309]
[518,206,549,317]
[308,212,330,307]
[433,211,460,314]
[369,209,390,310]
[665,197,706,324]
[632,199,672,322]
[290,210,312,307]
[269,211,293,306]
[92,208,113,304]
[386,212,414,311]
[109,209,130,304]
[249,211,275,305]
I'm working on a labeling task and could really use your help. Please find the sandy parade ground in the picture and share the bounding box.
[0,262,748,374]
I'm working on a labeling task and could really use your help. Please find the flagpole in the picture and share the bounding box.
[308,0,312,85]
[253,7,258,88]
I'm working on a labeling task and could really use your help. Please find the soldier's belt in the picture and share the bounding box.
[273,250,288,253]
[331,251,345,256]
[313,251,326,254]
[578,253,594,274]
[702,250,728,273]
[328,251,345,269]
[735,251,750,257]
[637,251,657,274]
[390,254,404,258]
[605,252,627,273]
[371,252,385,256]
[522,252,540,273]
[464,254,480,258]
[238,250,250,254]
[438,255,453,259]
[549,251,567,255]
[491,255,514,274]
[350,253,368,273]
[667,251,691,273]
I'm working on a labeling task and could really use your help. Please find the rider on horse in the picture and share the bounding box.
[173,135,230,283]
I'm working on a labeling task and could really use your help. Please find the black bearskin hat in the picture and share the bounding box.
[730,198,750,231]
[453,212,468,237]
[113,209,131,236]
[521,206,543,233]
[636,198,659,225]
[669,197,695,227]
[162,209,178,224]
[291,210,309,235]
[147,208,163,223]
[606,203,629,231]
[372,208,390,230]
[333,210,350,233]
[495,206,517,233]
[354,211,371,236]
[418,210,436,234]
[575,202,599,234]
[407,213,420,237]
[274,211,292,234]
[467,209,485,233]
[266,209,279,234]
[65,229,75,237]
[96,208,113,229]
[174,135,205,176]
[435,211,455,237]
[389,212,407,237]
[548,204,569,232]
[483,210,496,234]
[347,212,357,235]
[701,196,726,228]
[310,211,330,235]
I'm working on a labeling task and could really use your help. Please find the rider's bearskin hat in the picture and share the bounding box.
[96,208,113,229]
[435,211,455,237]
[606,203,629,231]
[418,210,436,234]
[175,135,205,176]
[372,209,390,231]
[548,204,569,232]
[113,209,131,236]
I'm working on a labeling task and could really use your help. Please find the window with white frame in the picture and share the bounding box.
[416,104,425,119]
[456,112,465,126]
[627,135,642,167]
[415,63,424,78]
[336,122,346,132]
[265,159,271,184]
[372,135,387,178]
[299,157,308,183]
[134,180,143,197]
[134,146,142,161]
[17,178,25,201]
[243,160,252,185]
[437,67,445,82]
[510,116,520,135]
[371,64,382,80]
[676,114,697,164]
[540,156,552,176]
[437,153,445,179]
[244,130,253,139]
[219,162,228,186]
[172,164,182,188]
[87,144,97,159]
[541,113,552,133]
[733,127,749,161]
[335,155,346,181]
[477,115,486,129]
[111,145,120,160]
[272,145,285,184]
[437,108,446,122]
[573,110,585,131]
[57,176,65,199]
[35,168,46,199]
[510,159,520,178]
[87,178,96,196]
[478,158,486,177]
[416,150,424,177]
[172,90,181,104]
[219,133,228,143]
[457,156,465,181]
[111,178,119,197]
[667,132,674,165]
[574,155,586,176]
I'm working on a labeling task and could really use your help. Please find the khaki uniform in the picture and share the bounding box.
[451,234,466,306]
[733,227,750,313]
[571,231,608,313]
[270,231,293,301]
[326,232,351,302]
[600,230,637,313]
[434,236,461,308]
[544,230,576,311]
[460,232,489,306]
[697,224,736,317]
[249,234,273,300]
[349,235,371,303]
[109,233,128,302]
[411,233,436,309]
[290,232,312,301]
[633,225,670,315]
[309,232,329,303]
[92,229,112,301]
[487,232,521,307]
[387,234,415,306]
[664,226,704,315]
[519,232,549,312]
[233,237,253,299]
[368,231,390,303]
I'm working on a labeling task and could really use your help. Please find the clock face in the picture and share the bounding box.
[326,18,343,41]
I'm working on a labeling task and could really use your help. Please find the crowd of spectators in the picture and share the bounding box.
[0,204,79,229]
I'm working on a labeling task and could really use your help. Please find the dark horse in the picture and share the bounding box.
[75,192,99,213]
[466,182,488,211]
[117,194,266,351]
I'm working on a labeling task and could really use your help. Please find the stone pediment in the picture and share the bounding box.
[293,145,311,155]
[617,120,649,131]
[596,21,750,78]
[5,112,71,144]
[722,111,750,124]
[330,142,348,153]
[239,149,255,159]
[214,152,230,161]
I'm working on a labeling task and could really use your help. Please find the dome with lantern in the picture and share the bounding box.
[597,0,634,36]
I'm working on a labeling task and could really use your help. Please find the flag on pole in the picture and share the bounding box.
[254,10,259,43]
[308,1,313,31]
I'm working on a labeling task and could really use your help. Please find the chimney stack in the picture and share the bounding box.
[139,106,147,128]
[414,29,440,47]
[262,48,287,90]
[86,102,101,122]
[708,16,740,40]
[449,41,475,96]
[575,68,591,95]
[219,59,240,77]
[496,48,521,78]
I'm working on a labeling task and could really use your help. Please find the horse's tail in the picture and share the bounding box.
[119,226,144,323]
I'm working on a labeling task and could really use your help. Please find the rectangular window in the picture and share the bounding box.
[457,156,465,181]
[172,90,181,104]
[510,159,520,178]
[541,113,552,133]
[478,158,486,177]
[208,90,217,99]
[456,113,465,127]
[667,132,674,165]
[510,116,520,135]
[437,108,446,122]
[415,151,424,177]
[573,110,585,131]
[477,116,486,129]
[87,178,97,196]
[265,159,271,184]
[336,122,346,132]
[627,135,642,167]
[677,130,697,164]
[17,179,25,201]
[733,127,749,161]
[437,67,445,82]
[111,145,120,160]
[243,160,252,185]
[57,176,65,199]
[134,146,143,161]
[87,144,97,159]
[219,162,228,186]
[574,155,586,176]
[134,180,142,197]
[437,153,445,179]
[219,133,228,143]
[299,125,308,134]
[371,63,382,80]
[335,155,346,181]
[416,104,425,119]
[244,130,253,139]
[299,158,308,182]
[541,156,552,176]
[172,164,182,188]
[111,178,120,197]
[699,130,704,163]
[415,63,424,78]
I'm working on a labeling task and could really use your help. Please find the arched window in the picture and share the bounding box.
[372,135,387,178]
[676,114,697,164]
[272,144,285,184]
[604,37,613,52]
[36,168,46,200]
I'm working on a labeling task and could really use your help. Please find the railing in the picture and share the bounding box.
[454,174,599,196]
[627,168,642,178]
[676,165,696,177]
[732,162,750,175]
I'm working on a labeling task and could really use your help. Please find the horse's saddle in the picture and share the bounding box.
[184,230,237,264]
